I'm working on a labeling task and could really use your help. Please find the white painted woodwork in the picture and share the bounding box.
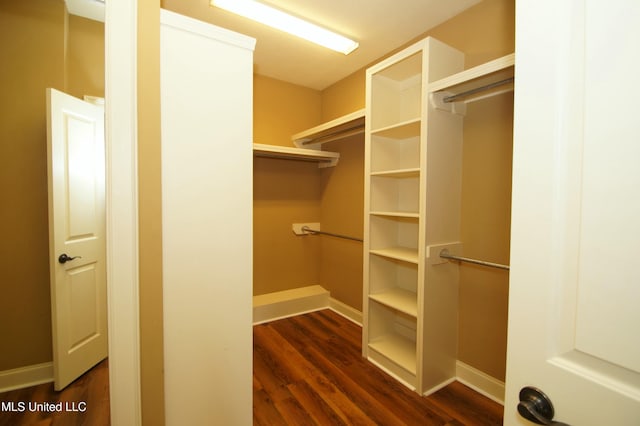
[253,143,340,167]
[46,88,107,391]
[363,37,465,394]
[505,0,640,424]
[104,0,142,423]
[160,10,255,426]
[292,109,365,148]
[253,285,330,324]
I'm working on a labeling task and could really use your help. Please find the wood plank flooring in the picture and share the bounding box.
[254,309,504,425]
[2,310,503,425]
[0,359,109,426]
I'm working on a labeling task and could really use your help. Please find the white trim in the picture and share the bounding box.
[253,286,329,325]
[328,297,363,326]
[455,361,505,405]
[160,9,255,51]
[421,377,458,396]
[105,1,141,425]
[252,286,366,327]
[0,363,53,393]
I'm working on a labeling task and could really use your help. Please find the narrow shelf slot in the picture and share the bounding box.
[370,247,419,264]
[370,174,420,214]
[370,133,421,174]
[368,334,417,375]
[371,118,421,139]
[369,288,417,318]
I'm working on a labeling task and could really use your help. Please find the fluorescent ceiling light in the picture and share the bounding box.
[211,0,359,55]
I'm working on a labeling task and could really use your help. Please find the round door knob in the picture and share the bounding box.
[58,253,81,264]
[518,386,570,426]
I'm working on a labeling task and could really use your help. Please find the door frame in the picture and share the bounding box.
[105,1,141,425]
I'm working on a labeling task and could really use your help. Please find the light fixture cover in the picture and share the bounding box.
[211,0,359,55]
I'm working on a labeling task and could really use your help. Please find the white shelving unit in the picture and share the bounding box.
[363,37,515,396]
[363,37,468,395]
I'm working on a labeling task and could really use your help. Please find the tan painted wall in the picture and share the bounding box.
[253,76,324,295]
[0,0,104,372]
[0,0,65,372]
[67,15,105,100]
[458,94,513,381]
[319,0,515,380]
[318,136,364,310]
[138,1,165,424]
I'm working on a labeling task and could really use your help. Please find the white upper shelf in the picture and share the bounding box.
[292,109,365,149]
[252,109,366,168]
[429,53,515,100]
[253,143,340,168]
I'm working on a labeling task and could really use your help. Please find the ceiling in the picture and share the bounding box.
[68,0,482,90]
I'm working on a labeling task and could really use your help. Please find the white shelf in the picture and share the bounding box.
[371,118,421,138]
[370,247,419,264]
[370,211,419,219]
[292,109,365,148]
[368,333,417,374]
[369,288,418,317]
[371,168,420,178]
[429,53,515,100]
[253,143,340,168]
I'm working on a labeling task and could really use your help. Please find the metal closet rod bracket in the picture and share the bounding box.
[301,226,363,243]
[439,248,510,271]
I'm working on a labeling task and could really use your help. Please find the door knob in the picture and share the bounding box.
[518,387,570,425]
[58,253,81,264]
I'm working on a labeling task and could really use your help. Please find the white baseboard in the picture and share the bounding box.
[328,297,362,326]
[253,285,330,324]
[422,376,458,396]
[0,362,53,393]
[252,285,366,327]
[456,361,505,405]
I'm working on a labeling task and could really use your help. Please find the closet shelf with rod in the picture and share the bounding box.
[429,53,515,112]
[253,143,340,167]
[292,109,365,149]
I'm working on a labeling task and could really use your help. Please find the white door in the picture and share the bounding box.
[505,0,640,424]
[46,88,107,391]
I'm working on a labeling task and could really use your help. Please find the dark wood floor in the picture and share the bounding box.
[1,310,502,425]
[254,309,504,425]
[0,359,109,426]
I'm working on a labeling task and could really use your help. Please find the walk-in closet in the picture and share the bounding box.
[250,0,515,409]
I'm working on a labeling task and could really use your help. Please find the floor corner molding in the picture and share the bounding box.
[0,362,53,393]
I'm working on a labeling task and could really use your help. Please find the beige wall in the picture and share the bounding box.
[138,1,165,424]
[253,76,324,295]
[0,0,104,372]
[318,136,364,310]
[67,15,105,99]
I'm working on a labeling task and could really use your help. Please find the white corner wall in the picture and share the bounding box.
[160,10,255,425]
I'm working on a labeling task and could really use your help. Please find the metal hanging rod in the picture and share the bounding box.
[443,77,515,103]
[439,249,509,271]
[302,226,363,242]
